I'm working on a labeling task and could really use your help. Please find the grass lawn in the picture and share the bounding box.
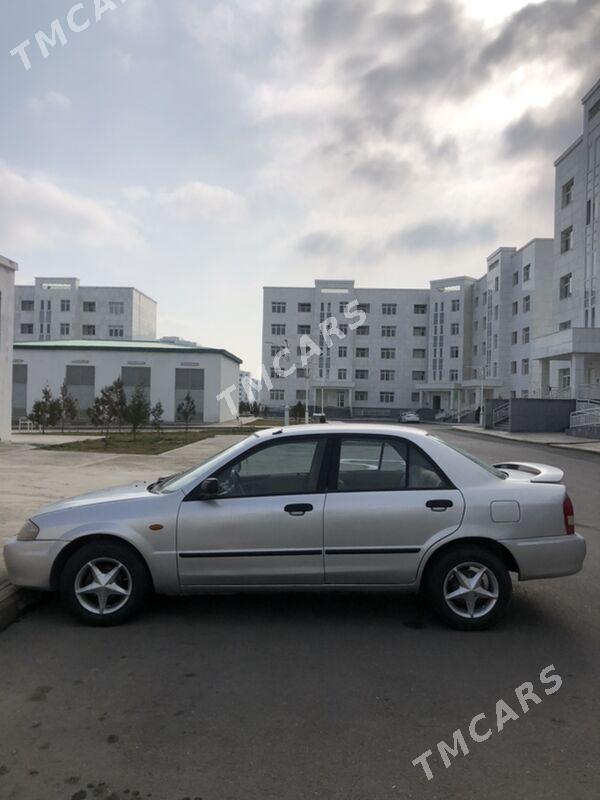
[41,431,220,455]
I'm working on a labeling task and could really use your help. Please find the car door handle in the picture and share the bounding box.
[426,499,453,511]
[284,503,313,516]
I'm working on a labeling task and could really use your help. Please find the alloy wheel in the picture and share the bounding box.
[74,558,132,616]
[443,561,499,620]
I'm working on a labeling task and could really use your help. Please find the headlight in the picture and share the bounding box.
[17,520,40,541]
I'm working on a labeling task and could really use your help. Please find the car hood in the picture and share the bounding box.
[33,482,153,516]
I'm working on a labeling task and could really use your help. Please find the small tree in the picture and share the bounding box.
[125,384,150,439]
[87,386,117,437]
[29,385,61,433]
[292,401,305,423]
[150,401,164,435]
[251,401,260,416]
[112,378,128,432]
[58,381,79,433]
[177,392,196,432]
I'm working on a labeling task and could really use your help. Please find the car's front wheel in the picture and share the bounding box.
[60,540,151,626]
[425,545,512,630]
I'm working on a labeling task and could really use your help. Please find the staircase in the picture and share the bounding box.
[568,398,600,439]
[492,402,510,431]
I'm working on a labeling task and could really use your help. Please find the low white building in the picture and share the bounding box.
[14,277,157,342]
[12,340,241,425]
[1,255,18,440]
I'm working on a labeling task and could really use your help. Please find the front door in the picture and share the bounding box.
[323,435,464,585]
[337,392,345,408]
[177,436,328,586]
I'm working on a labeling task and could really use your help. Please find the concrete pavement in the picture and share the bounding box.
[451,424,600,454]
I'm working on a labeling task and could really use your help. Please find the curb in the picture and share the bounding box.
[450,426,600,456]
[0,580,43,632]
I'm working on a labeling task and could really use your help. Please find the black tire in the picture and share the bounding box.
[424,544,512,631]
[60,540,151,626]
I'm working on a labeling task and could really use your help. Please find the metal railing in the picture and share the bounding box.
[492,402,510,427]
[570,407,600,429]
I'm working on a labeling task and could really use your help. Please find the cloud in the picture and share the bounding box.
[25,91,72,115]
[502,107,581,158]
[156,181,246,221]
[303,0,369,48]
[122,185,152,202]
[389,219,497,252]
[0,163,143,252]
[350,153,411,189]
[297,230,346,257]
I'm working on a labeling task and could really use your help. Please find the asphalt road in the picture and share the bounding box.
[0,428,598,800]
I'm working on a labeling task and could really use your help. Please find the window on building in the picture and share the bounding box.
[412,348,426,359]
[523,264,531,282]
[60,299,71,312]
[522,359,529,375]
[355,347,369,358]
[561,178,574,208]
[298,303,311,313]
[380,392,395,403]
[413,326,426,336]
[493,334,498,350]
[449,369,458,381]
[512,270,519,286]
[20,323,34,334]
[413,304,427,315]
[492,363,498,377]
[382,303,397,315]
[355,369,369,379]
[475,296,479,308]
[271,302,286,314]
[559,273,572,300]
[451,299,460,311]
[338,346,348,358]
[380,369,395,381]
[339,302,349,313]
[511,331,518,345]
[412,371,426,380]
[523,295,531,312]
[494,305,499,320]
[108,301,124,315]
[474,320,478,332]
[296,389,307,400]
[521,390,529,398]
[271,324,286,335]
[559,320,572,330]
[354,391,368,401]
[450,323,459,335]
[296,368,306,378]
[109,326,124,338]
[21,300,34,312]
[510,361,517,374]
[82,325,96,336]
[473,344,478,355]
[297,324,311,335]
[269,390,285,401]
[381,325,396,337]
[357,303,370,313]
[560,226,573,253]
[512,301,519,316]
[587,199,592,225]
[411,392,420,402]
[493,277,499,292]
[522,327,530,343]
[271,345,280,357]
[339,324,348,335]
[60,323,70,336]
[450,346,459,358]
[82,302,96,313]
[381,348,396,359]
[356,325,370,336]
[338,369,347,380]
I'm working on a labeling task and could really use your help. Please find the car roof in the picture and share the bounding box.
[252,423,430,440]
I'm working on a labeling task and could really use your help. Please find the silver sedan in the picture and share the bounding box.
[4,424,586,629]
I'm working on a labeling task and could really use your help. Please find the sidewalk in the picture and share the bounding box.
[451,424,600,454]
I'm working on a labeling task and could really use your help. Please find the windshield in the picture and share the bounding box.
[158,435,258,493]
[431,437,507,479]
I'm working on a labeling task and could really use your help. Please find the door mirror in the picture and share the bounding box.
[198,478,220,499]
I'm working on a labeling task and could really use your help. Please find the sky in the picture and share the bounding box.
[1,0,600,374]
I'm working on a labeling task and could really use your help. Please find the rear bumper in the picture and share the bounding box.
[3,538,68,591]
[501,533,586,581]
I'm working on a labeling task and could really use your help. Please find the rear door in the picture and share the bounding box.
[177,435,328,586]
[323,435,465,584]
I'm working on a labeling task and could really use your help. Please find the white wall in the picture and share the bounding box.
[0,257,18,440]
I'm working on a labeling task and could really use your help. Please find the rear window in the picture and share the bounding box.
[431,438,507,479]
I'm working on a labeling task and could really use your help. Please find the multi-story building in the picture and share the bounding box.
[14,277,157,343]
[0,255,18,440]
[239,370,260,405]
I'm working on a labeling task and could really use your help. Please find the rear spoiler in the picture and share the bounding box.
[494,462,564,484]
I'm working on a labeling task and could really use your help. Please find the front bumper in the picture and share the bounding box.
[3,537,68,591]
[501,533,586,581]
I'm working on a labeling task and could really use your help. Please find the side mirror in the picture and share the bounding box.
[198,478,220,499]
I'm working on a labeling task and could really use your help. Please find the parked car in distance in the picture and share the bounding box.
[4,424,586,630]
[399,411,421,424]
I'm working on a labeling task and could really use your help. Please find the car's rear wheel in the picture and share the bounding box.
[425,545,512,630]
[60,541,151,626]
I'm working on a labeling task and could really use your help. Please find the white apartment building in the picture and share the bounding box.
[14,277,157,343]
[0,255,18,440]
[12,340,241,425]
[262,77,600,418]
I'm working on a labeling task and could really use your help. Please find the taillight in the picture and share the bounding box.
[563,495,575,535]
